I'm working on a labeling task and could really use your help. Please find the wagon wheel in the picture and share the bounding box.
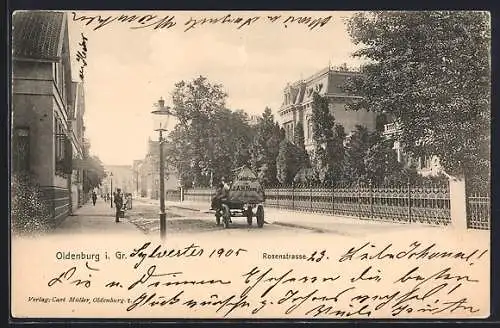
[215,211,221,226]
[222,204,231,229]
[256,205,264,228]
[246,207,253,226]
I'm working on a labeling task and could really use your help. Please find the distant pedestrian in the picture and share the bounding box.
[92,191,97,206]
[114,188,124,223]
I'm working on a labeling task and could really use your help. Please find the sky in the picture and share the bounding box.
[67,11,365,166]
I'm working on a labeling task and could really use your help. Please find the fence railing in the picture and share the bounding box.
[166,189,182,202]
[179,182,451,226]
[169,181,492,230]
[182,188,213,203]
[467,191,490,230]
[264,182,451,226]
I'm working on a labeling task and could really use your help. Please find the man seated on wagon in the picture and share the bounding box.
[210,178,230,210]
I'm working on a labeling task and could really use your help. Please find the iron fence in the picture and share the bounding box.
[161,180,491,230]
[179,182,451,226]
[467,191,490,230]
[183,188,213,203]
[166,189,182,202]
[264,182,451,226]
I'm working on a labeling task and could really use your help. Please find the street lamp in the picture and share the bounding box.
[151,97,172,240]
[110,172,113,208]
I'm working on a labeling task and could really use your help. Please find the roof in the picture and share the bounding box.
[12,11,66,60]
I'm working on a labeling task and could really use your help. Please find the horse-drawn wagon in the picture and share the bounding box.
[213,166,265,229]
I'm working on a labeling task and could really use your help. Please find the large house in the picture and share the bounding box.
[12,11,87,224]
[278,66,442,176]
[278,66,377,151]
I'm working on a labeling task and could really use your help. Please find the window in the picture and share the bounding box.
[13,128,30,173]
[61,66,66,101]
[55,118,66,174]
[307,119,312,140]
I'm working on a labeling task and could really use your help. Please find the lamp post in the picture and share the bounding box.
[151,97,172,240]
[110,172,113,208]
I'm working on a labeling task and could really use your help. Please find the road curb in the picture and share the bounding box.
[169,205,201,212]
[271,221,326,233]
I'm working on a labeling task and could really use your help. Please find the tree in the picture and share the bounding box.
[250,107,282,186]
[81,142,106,193]
[311,92,346,183]
[364,133,404,184]
[276,140,303,185]
[168,76,227,186]
[171,75,227,126]
[342,125,373,183]
[167,76,257,187]
[293,167,318,186]
[344,11,490,179]
[83,156,106,193]
[293,121,311,169]
[210,109,254,182]
[293,121,305,149]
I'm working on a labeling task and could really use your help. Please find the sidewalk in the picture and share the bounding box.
[54,198,143,235]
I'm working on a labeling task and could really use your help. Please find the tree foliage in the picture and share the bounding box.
[293,121,311,169]
[168,76,229,187]
[82,143,106,193]
[344,11,490,178]
[276,139,304,185]
[167,76,256,187]
[250,107,282,186]
[210,109,255,183]
[311,92,346,183]
[364,133,404,184]
[293,167,318,185]
[293,121,306,149]
[343,125,373,182]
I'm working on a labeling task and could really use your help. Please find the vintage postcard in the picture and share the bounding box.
[10,10,490,319]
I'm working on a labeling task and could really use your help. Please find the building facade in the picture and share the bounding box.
[278,66,377,151]
[12,11,86,224]
[278,66,442,177]
[102,165,135,196]
[382,121,442,176]
[132,159,142,197]
[68,81,86,212]
[136,138,179,199]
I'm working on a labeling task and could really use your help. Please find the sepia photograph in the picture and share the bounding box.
[10,10,490,320]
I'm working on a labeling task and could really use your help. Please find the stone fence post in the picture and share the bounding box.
[449,177,468,229]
